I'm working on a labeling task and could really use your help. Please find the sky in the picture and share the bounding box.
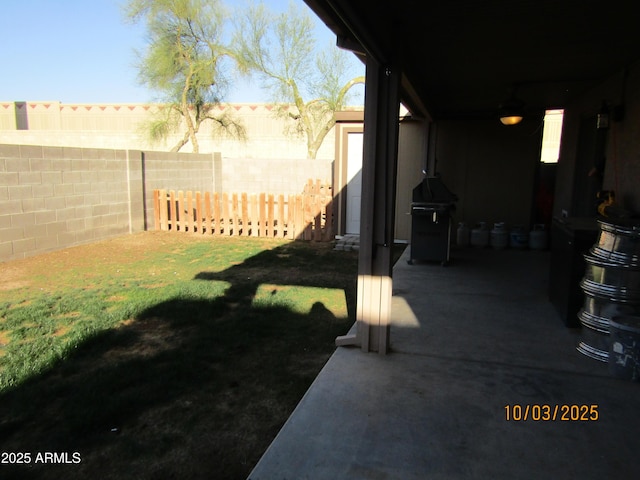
[0,0,363,104]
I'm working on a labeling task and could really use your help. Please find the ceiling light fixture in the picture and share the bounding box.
[499,90,525,125]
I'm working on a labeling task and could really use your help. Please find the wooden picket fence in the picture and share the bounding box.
[153,179,334,241]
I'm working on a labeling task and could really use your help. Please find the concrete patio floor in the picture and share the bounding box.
[248,246,640,479]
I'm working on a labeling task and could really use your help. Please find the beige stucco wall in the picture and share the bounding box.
[0,101,350,161]
[331,113,425,242]
[395,119,428,241]
[435,116,544,230]
[555,62,640,218]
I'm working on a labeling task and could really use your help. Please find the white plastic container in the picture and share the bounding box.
[529,224,548,250]
[491,222,509,249]
[457,222,470,246]
[510,225,529,249]
[470,222,489,248]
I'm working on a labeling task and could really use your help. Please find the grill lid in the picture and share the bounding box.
[412,176,458,205]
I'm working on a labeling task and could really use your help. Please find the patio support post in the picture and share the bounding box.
[336,58,400,354]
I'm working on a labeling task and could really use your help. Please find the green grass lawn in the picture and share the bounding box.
[0,232,363,479]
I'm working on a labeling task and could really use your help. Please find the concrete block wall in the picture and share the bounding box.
[1,143,334,262]
[140,154,333,228]
[218,157,333,195]
[141,150,217,229]
[0,144,145,262]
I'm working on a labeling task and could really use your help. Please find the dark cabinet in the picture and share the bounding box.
[549,217,598,327]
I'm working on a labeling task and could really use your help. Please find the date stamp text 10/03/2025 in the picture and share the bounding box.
[504,404,599,422]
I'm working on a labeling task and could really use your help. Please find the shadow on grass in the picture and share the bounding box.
[0,243,357,480]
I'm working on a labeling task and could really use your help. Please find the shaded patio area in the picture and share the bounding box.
[248,246,640,479]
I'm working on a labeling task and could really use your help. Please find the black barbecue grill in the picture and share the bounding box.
[409,176,458,265]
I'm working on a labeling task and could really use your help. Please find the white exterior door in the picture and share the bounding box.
[346,132,363,235]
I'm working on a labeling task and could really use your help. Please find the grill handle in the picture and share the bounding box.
[412,206,441,223]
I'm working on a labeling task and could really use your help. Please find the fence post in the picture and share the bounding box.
[195,191,202,234]
[324,196,334,241]
[213,193,220,235]
[286,195,293,239]
[251,195,258,237]
[159,190,167,231]
[295,195,303,240]
[267,194,274,238]
[222,193,230,236]
[278,194,285,238]
[186,191,193,233]
[241,193,248,236]
[205,191,212,235]
[232,193,239,237]
[304,194,313,240]
[154,190,161,230]
[259,193,266,237]
[314,195,322,241]
[178,191,186,232]
[169,190,176,231]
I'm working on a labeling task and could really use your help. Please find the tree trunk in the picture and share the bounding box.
[307,117,336,159]
[180,68,200,153]
[188,118,200,153]
[170,131,191,152]
[179,107,200,153]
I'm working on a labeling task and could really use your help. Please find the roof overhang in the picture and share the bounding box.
[305,0,640,120]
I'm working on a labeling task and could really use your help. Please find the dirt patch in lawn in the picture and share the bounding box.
[0,232,200,293]
[0,266,31,291]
